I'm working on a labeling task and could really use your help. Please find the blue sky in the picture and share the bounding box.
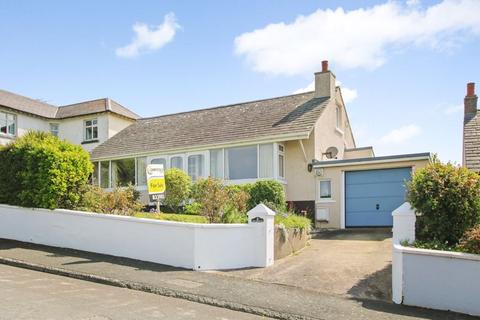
[1,0,479,163]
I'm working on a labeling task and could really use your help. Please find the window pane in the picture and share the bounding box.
[170,156,183,170]
[85,120,92,126]
[92,126,98,139]
[279,154,285,178]
[0,113,6,134]
[209,149,223,179]
[85,127,92,140]
[7,114,15,135]
[225,146,257,180]
[320,180,332,198]
[111,158,135,187]
[91,162,99,186]
[136,157,147,186]
[151,158,166,168]
[50,123,58,137]
[100,161,110,188]
[259,144,273,178]
[92,119,97,125]
[188,154,204,181]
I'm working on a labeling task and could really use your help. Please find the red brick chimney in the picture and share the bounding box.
[321,60,329,72]
[465,82,478,116]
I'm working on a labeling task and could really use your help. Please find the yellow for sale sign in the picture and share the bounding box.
[146,164,165,202]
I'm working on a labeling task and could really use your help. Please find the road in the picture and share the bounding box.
[0,264,265,320]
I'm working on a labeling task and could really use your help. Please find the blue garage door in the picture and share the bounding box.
[345,167,411,227]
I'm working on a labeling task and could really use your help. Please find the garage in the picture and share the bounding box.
[345,167,412,227]
[312,152,431,230]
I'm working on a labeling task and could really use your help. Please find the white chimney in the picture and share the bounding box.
[314,60,336,99]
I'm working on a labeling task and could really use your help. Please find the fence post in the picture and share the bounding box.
[247,204,276,267]
[392,202,416,245]
[392,202,416,304]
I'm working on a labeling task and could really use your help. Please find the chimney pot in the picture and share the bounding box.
[321,60,329,72]
[467,82,475,96]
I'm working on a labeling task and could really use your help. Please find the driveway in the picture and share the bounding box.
[217,228,393,301]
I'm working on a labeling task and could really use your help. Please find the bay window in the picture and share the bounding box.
[259,144,274,178]
[100,161,110,188]
[210,149,223,179]
[170,156,184,170]
[136,157,147,186]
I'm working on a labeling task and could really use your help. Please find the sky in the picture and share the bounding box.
[1,0,479,164]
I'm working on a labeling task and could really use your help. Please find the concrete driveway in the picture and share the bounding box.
[218,228,393,302]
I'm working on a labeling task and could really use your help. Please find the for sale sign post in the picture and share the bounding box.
[146,164,165,211]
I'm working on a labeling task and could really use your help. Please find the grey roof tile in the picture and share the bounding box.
[91,92,328,159]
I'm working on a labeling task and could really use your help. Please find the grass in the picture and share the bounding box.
[275,213,312,231]
[133,212,208,224]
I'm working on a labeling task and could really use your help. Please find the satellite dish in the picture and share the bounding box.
[324,147,338,159]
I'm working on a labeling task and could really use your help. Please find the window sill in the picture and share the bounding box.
[0,133,16,140]
[317,199,336,203]
[81,139,99,145]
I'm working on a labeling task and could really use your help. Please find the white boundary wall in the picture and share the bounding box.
[0,204,275,270]
[392,202,480,317]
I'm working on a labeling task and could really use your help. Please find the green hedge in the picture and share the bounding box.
[247,180,286,211]
[0,131,92,209]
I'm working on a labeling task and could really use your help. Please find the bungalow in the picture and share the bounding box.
[0,90,139,151]
[463,82,479,172]
[90,61,430,228]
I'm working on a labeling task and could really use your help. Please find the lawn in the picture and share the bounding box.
[133,212,208,223]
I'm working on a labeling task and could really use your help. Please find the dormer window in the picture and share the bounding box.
[0,111,16,137]
[84,119,98,142]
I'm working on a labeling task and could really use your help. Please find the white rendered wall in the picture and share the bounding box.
[0,204,275,270]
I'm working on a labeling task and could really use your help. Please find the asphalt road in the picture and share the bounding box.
[0,264,266,320]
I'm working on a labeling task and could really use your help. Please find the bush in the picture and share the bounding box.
[275,213,312,232]
[79,184,143,216]
[457,225,480,254]
[248,180,286,211]
[164,168,191,212]
[407,158,480,245]
[225,184,250,214]
[0,131,92,209]
[190,177,229,223]
[184,202,202,215]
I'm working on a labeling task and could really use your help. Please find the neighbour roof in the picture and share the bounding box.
[313,152,431,168]
[0,89,139,120]
[464,112,480,172]
[91,92,329,159]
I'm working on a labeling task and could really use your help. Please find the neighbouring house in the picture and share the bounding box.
[90,61,430,228]
[463,82,479,172]
[0,90,139,151]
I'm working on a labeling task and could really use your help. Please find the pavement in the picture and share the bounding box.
[0,237,476,320]
[0,263,264,320]
[218,228,393,301]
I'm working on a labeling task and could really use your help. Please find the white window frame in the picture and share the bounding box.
[49,123,59,137]
[277,143,285,179]
[318,179,334,203]
[169,154,186,171]
[209,149,224,179]
[186,151,208,181]
[0,111,16,137]
[84,118,98,142]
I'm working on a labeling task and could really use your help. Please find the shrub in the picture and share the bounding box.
[184,202,202,215]
[0,131,92,209]
[164,168,191,212]
[247,180,286,212]
[457,225,480,254]
[225,184,250,214]
[275,213,312,232]
[79,184,143,216]
[190,177,229,223]
[407,158,480,245]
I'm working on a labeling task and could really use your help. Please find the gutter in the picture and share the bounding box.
[312,152,431,168]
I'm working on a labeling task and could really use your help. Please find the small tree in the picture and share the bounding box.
[247,180,286,211]
[407,158,480,245]
[164,168,191,212]
[191,177,229,223]
[0,131,92,209]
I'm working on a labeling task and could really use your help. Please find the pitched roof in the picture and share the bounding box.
[464,112,480,172]
[0,89,139,120]
[91,92,329,160]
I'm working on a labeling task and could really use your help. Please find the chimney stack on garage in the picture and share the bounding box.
[314,60,336,99]
[465,82,478,117]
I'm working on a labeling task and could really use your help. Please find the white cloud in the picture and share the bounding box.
[379,124,422,144]
[116,13,180,58]
[294,80,358,104]
[234,0,480,75]
[444,104,463,115]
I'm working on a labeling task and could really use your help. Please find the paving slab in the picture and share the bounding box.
[0,239,476,320]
